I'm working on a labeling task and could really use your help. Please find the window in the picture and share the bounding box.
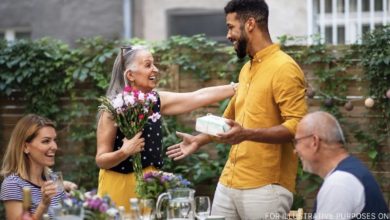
[1,29,31,41]
[325,26,332,43]
[362,24,370,34]
[337,26,345,44]
[325,0,332,13]
[309,0,389,45]
[363,0,370,11]
[15,31,31,40]
[374,0,383,11]
[167,9,228,43]
[363,0,384,11]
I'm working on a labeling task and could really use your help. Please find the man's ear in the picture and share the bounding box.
[312,135,321,152]
[245,17,256,32]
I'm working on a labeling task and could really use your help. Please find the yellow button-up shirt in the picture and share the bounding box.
[220,44,307,192]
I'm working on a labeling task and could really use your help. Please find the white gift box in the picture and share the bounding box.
[195,114,231,136]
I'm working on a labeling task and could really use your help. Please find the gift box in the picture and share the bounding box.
[195,114,231,136]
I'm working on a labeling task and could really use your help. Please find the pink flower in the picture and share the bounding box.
[147,93,158,103]
[99,202,109,213]
[124,86,132,93]
[139,114,145,120]
[148,112,161,122]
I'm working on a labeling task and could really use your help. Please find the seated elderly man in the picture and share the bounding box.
[294,111,389,220]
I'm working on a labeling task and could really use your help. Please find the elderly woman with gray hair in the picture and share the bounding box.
[96,45,237,211]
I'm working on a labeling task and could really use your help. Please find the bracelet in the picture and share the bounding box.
[230,82,238,93]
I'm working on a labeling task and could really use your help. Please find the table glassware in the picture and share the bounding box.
[156,188,195,219]
[194,196,210,220]
[139,198,155,220]
[52,203,84,220]
[179,201,191,218]
[47,171,64,192]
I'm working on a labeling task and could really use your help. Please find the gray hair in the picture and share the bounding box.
[302,111,346,145]
[105,45,148,97]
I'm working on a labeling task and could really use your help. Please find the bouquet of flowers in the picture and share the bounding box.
[139,171,192,200]
[99,85,160,194]
[60,189,118,220]
[83,190,118,220]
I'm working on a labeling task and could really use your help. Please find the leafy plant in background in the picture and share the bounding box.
[282,39,355,208]
[281,26,390,208]
[153,34,241,82]
[0,38,71,119]
[355,25,390,165]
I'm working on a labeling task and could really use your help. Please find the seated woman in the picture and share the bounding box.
[0,114,76,219]
[96,45,237,211]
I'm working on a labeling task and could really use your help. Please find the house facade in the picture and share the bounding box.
[0,0,388,45]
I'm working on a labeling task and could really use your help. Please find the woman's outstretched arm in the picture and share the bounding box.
[159,83,237,115]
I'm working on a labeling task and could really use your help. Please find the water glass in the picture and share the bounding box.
[47,171,64,192]
[139,198,155,220]
[195,196,210,220]
[52,204,84,220]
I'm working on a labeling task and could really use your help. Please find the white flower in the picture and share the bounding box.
[111,94,124,109]
[148,112,161,122]
[106,207,119,217]
[123,93,135,106]
[143,107,149,113]
[84,191,93,199]
[138,92,145,101]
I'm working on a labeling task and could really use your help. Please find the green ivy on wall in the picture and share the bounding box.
[0,38,72,119]
[356,25,390,164]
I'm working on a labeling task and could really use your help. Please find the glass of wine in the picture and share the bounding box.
[195,196,210,220]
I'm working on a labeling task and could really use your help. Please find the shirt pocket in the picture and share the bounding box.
[245,82,273,116]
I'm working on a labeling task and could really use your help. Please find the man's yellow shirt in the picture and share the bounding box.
[220,44,308,192]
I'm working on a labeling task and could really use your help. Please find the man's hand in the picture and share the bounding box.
[216,119,247,145]
[166,131,199,160]
[63,180,78,192]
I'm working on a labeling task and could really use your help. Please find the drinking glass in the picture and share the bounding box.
[195,196,210,220]
[52,203,84,220]
[47,171,65,192]
[139,198,155,220]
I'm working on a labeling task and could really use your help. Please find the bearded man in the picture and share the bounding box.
[167,0,308,219]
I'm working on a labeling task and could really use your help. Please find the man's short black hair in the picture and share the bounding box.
[224,0,269,31]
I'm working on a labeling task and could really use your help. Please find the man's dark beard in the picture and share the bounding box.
[235,34,247,59]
